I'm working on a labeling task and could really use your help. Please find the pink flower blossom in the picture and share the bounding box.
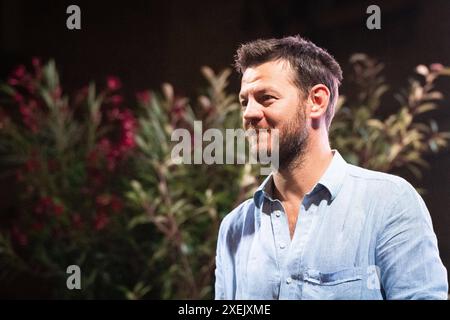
[13,93,24,103]
[108,107,121,120]
[32,57,41,69]
[94,211,109,231]
[136,91,151,104]
[34,196,53,216]
[19,100,40,133]
[8,78,19,86]
[430,63,444,73]
[12,65,26,80]
[106,76,121,91]
[109,95,123,105]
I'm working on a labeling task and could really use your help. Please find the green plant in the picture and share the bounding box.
[126,67,253,299]
[0,54,448,299]
[331,54,450,179]
[0,59,140,298]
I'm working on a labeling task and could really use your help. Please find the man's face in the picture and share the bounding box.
[239,59,310,169]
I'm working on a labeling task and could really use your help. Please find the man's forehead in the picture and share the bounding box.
[239,83,279,98]
[242,60,289,80]
[240,60,295,92]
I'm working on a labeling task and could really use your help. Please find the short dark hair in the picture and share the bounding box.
[234,35,343,130]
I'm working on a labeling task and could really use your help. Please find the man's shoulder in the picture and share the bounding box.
[218,198,255,235]
[345,162,416,197]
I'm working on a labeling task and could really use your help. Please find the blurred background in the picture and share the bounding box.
[0,0,449,299]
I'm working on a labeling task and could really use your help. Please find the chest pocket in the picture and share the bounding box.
[301,267,363,300]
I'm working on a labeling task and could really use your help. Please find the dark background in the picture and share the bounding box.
[1,0,449,289]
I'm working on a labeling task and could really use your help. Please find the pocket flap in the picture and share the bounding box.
[304,267,362,286]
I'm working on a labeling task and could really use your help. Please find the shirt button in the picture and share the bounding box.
[279,243,286,249]
[275,212,280,217]
[286,277,292,284]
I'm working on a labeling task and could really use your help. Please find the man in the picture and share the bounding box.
[214,35,448,299]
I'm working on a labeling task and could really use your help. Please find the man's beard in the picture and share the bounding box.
[246,107,309,170]
[277,107,309,170]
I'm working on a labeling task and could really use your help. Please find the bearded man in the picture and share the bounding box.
[214,35,448,300]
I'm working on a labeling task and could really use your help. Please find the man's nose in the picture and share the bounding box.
[242,99,264,124]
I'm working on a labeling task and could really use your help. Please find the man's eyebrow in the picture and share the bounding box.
[239,87,279,100]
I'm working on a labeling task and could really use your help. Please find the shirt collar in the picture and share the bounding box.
[317,149,347,201]
[253,174,274,209]
[253,149,347,207]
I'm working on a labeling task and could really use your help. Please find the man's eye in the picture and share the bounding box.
[262,95,276,102]
[240,100,248,107]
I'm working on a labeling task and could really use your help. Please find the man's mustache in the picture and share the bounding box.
[245,125,272,132]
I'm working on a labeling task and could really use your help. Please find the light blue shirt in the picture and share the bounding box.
[214,150,448,299]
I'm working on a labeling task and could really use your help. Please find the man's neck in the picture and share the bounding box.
[272,140,333,204]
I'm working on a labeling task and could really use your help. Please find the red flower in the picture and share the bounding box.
[8,78,19,86]
[118,109,136,151]
[12,65,26,80]
[53,204,64,217]
[98,138,112,153]
[109,95,123,105]
[110,196,123,213]
[106,76,121,91]
[34,196,53,216]
[31,57,43,80]
[94,211,109,231]
[136,91,151,104]
[19,100,40,133]
[170,98,187,128]
[44,197,53,206]
[13,93,24,103]
[107,107,122,121]
[107,153,117,171]
[34,196,64,217]
[122,118,135,131]
[32,57,41,69]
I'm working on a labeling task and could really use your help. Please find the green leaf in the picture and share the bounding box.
[0,84,16,96]
[415,103,437,114]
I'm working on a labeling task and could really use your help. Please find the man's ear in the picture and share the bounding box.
[308,84,330,121]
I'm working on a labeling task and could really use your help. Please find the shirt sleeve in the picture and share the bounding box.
[214,219,226,300]
[376,180,448,299]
